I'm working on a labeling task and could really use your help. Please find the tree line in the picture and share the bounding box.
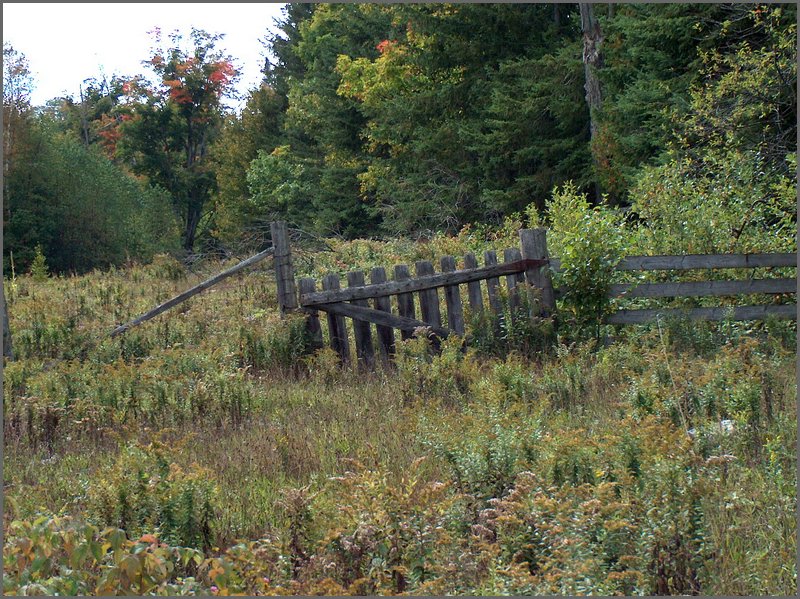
[3,3,796,274]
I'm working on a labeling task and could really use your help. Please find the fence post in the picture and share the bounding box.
[519,228,556,318]
[271,221,298,314]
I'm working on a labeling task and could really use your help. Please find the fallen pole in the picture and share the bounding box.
[111,248,275,337]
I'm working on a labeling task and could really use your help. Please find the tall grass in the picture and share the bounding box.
[3,248,796,595]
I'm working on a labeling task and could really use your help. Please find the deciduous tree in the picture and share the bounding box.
[118,28,239,252]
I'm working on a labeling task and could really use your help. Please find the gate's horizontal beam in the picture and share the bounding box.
[300,258,547,306]
[308,302,455,339]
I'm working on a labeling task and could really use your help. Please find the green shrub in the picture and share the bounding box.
[466,284,556,359]
[2,515,206,596]
[86,442,218,550]
[539,182,628,341]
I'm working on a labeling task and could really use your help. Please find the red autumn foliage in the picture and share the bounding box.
[170,86,192,105]
[376,39,394,54]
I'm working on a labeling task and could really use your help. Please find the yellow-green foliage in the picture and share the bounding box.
[86,441,217,550]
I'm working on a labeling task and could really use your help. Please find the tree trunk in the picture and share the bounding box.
[580,3,603,139]
[579,2,604,201]
[183,203,202,252]
[79,84,90,147]
[2,284,13,360]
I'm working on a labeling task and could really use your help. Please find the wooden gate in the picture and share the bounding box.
[270,222,555,366]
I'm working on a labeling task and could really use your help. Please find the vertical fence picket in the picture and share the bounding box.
[440,256,465,336]
[463,252,484,316]
[394,264,416,341]
[299,278,323,350]
[483,250,503,317]
[415,260,442,330]
[504,248,523,324]
[347,271,375,368]
[370,267,396,360]
[323,274,350,363]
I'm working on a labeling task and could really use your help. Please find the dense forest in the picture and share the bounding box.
[3,2,796,272]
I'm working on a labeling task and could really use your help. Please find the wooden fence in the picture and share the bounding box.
[270,221,796,366]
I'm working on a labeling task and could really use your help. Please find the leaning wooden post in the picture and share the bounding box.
[271,221,298,315]
[519,228,556,318]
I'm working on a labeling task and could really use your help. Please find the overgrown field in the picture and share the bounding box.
[3,232,797,595]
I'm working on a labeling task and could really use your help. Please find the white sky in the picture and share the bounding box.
[2,2,287,109]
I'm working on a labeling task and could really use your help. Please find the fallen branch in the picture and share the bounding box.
[111,248,274,337]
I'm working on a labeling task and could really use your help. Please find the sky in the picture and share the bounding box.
[2,2,287,109]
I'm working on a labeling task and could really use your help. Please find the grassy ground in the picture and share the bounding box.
[3,249,796,595]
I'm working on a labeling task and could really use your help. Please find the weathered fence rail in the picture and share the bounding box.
[602,251,796,324]
[270,221,795,366]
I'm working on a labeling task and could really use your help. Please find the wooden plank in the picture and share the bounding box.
[612,252,797,272]
[606,303,797,324]
[610,277,797,299]
[347,271,375,368]
[394,264,416,341]
[519,228,555,317]
[270,221,297,313]
[440,256,465,336]
[370,267,395,360]
[298,278,324,351]
[416,261,443,329]
[313,302,453,339]
[463,252,484,315]
[111,247,274,337]
[547,253,797,272]
[504,248,523,322]
[300,258,544,306]
[483,250,503,317]
[322,274,350,363]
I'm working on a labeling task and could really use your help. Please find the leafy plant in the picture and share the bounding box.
[542,182,628,340]
[86,441,217,550]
